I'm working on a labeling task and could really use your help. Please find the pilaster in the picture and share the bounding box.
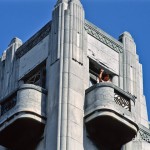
[119,31,137,94]
[0,37,22,99]
[47,0,86,150]
[119,31,149,147]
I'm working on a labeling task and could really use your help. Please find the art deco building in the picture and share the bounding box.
[0,0,149,150]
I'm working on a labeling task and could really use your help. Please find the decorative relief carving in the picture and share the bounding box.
[16,21,51,59]
[114,91,130,111]
[85,20,123,53]
[139,128,150,143]
[15,19,123,62]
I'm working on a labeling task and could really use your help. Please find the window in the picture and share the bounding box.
[89,61,99,86]
[89,60,112,86]
[24,63,46,88]
[1,93,17,116]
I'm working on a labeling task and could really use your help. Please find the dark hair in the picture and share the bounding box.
[102,72,110,81]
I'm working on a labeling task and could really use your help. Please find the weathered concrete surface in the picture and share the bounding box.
[0,0,149,150]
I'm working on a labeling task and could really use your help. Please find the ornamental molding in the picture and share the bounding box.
[85,20,123,53]
[139,127,150,143]
[16,21,51,59]
[16,20,123,58]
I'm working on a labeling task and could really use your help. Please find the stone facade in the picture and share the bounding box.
[0,0,149,150]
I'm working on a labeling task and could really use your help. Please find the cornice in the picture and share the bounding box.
[85,20,123,53]
[16,19,124,59]
[16,21,51,59]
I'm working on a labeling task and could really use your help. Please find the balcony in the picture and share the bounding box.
[85,83,138,149]
[0,84,47,149]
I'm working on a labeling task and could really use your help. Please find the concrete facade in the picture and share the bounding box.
[0,0,149,150]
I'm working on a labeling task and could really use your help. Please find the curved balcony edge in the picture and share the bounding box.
[0,84,47,149]
[84,83,138,147]
[85,108,139,133]
[18,84,47,94]
[85,83,137,119]
[86,82,136,102]
[0,111,46,132]
[0,84,47,127]
[0,84,47,104]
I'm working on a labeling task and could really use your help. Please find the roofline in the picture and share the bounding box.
[16,21,52,59]
[15,19,124,59]
[85,20,123,53]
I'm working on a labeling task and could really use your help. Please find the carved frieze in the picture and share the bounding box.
[139,127,150,143]
[85,20,123,53]
[16,19,123,62]
[16,21,51,59]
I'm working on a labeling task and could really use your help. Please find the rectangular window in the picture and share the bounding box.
[89,60,112,86]
[89,61,99,86]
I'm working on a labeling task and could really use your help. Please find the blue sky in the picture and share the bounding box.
[0,0,150,119]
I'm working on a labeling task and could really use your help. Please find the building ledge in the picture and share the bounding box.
[16,21,51,59]
[85,83,138,148]
[0,84,47,149]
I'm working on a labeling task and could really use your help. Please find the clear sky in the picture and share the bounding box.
[0,0,150,119]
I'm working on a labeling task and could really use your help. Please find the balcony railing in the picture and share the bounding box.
[1,94,17,116]
[139,124,150,143]
[85,82,138,149]
[85,83,136,117]
[114,91,131,111]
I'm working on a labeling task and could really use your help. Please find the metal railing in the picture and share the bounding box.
[0,94,17,116]
[114,91,131,111]
[86,82,134,113]
[139,127,150,143]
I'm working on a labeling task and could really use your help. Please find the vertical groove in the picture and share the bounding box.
[70,3,73,59]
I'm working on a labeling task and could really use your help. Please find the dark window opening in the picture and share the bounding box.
[24,63,46,88]
[89,61,99,86]
[89,60,112,86]
[1,93,17,116]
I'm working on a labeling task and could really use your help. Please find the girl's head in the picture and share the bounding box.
[102,72,110,81]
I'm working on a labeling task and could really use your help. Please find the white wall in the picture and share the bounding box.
[87,34,119,75]
[19,36,49,79]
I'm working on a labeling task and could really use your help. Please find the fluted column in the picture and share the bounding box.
[47,0,86,150]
